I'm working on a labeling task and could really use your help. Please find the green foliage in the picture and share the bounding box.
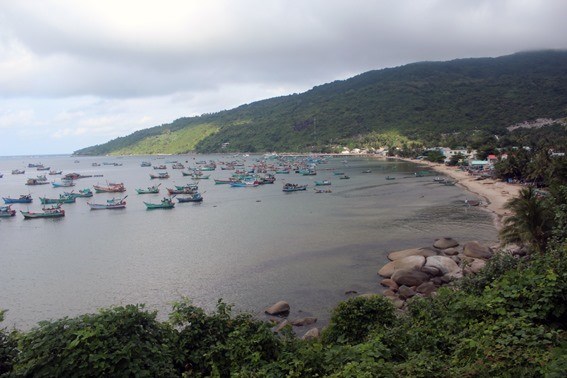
[74,50,567,155]
[12,305,178,377]
[169,298,280,377]
[0,310,17,376]
[322,295,397,345]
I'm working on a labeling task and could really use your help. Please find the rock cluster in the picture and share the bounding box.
[378,238,494,309]
[264,300,319,339]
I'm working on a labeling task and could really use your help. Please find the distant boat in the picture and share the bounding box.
[136,184,161,194]
[25,177,49,186]
[144,197,175,209]
[48,170,62,175]
[385,176,396,180]
[87,196,127,210]
[282,183,307,192]
[150,172,169,179]
[64,188,93,198]
[333,172,345,176]
[39,195,77,204]
[11,169,25,175]
[230,180,260,188]
[153,165,167,170]
[171,163,185,169]
[464,199,481,207]
[214,178,236,185]
[314,188,332,193]
[177,193,203,203]
[339,175,350,180]
[93,183,125,193]
[362,170,372,173]
[140,161,151,167]
[314,180,331,186]
[3,194,32,204]
[21,205,65,219]
[52,180,75,188]
[0,205,16,217]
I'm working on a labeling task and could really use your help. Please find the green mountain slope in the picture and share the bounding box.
[74,50,567,155]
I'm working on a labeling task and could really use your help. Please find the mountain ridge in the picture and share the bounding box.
[74,50,567,155]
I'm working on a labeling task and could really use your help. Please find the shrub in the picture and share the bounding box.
[12,305,177,377]
[322,295,396,345]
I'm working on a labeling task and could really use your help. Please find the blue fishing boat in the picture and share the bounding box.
[282,183,307,192]
[3,194,32,204]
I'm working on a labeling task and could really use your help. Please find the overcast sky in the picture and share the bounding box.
[1,0,566,156]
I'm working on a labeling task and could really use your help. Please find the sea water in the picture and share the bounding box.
[0,154,497,329]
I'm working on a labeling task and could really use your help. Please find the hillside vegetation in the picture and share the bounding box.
[73,50,567,155]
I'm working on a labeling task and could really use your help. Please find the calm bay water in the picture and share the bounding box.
[0,154,497,329]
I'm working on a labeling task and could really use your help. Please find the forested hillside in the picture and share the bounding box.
[74,50,567,155]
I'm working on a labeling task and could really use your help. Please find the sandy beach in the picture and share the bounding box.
[397,158,521,230]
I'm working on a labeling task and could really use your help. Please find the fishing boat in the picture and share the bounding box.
[362,169,372,173]
[174,184,199,191]
[230,180,260,188]
[0,205,16,217]
[464,199,481,207]
[144,197,175,209]
[64,172,92,180]
[87,196,127,210]
[21,205,65,219]
[48,170,63,175]
[150,172,169,179]
[25,177,49,185]
[171,163,185,169]
[339,175,350,180]
[177,193,203,203]
[39,195,77,204]
[64,188,93,198]
[333,172,345,176]
[52,180,75,188]
[385,176,396,180]
[314,180,331,186]
[11,169,25,175]
[167,187,195,195]
[282,183,308,192]
[153,165,167,170]
[140,161,151,167]
[93,183,126,193]
[3,194,33,204]
[136,184,161,194]
[214,178,236,185]
[191,174,210,180]
[36,166,50,171]
[314,189,332,193]
[275,169,290,174]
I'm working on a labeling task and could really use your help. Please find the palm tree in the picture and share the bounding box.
[500,186,553,253]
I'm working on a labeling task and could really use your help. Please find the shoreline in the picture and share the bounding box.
[396,157,520,231]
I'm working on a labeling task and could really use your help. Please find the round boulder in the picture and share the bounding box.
[379,278,399,291]
[425,255,462,277]
[397,285,416,300]
[463,241,493,260]
[416,281,437,296]
[433,237,459,250]
[390,269,430,287]
[378,255,426,278]
[265,301,290,316]
[302,327,320,340]
[387,248,438,261]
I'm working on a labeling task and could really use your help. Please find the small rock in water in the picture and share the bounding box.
[265,301,290,316]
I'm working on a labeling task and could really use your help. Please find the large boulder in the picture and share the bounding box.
[397,285,416,300]
[302,328,320,340]
[391,269,430,287]
[265,301,290,316]
[416,281,437,296]
[378,255,426,278]
[387,248,438,261]
[379,278,399,291]
[425,255,462,277]
[463,241,493,259]
[433,237,459,249]
[464,258,486,275]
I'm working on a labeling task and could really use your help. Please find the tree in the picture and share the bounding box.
[500,186,554,253]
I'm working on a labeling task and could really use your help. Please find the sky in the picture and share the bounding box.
[1,0,566,156]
